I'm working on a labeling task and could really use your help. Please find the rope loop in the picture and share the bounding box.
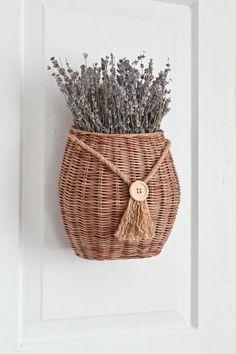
[67,132,171,242]
[67,133,170,186]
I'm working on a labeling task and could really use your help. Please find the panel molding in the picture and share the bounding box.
[21,310,194,349]
[20,0,198,346]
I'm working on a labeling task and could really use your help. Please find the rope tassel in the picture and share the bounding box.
[114,198,155,242]
[67,133,171,244]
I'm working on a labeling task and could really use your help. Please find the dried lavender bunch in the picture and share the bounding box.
[47,52,171,133]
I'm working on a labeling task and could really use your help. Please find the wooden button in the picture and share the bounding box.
[129,181,149,201]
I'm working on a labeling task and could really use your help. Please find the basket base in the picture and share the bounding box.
[74,249,162,261]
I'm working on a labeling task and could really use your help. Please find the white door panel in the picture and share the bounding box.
[1,0,236,353]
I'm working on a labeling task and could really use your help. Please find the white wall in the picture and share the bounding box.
[0,1,236,354]
[0,1,20,353]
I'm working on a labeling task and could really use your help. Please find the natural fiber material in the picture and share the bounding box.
[114,198,155,242]
[67,133,170,243]
[59,127,180,260]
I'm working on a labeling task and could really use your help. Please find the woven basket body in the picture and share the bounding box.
[59,128,180,260]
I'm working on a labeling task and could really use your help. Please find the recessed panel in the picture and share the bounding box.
[42,5,191,320]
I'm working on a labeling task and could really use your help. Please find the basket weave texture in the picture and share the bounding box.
[59,128,180,260]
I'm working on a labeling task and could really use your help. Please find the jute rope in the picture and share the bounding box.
[67,132,171,242]
[67,133,131,186]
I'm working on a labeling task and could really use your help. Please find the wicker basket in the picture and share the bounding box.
[59,127,180,260]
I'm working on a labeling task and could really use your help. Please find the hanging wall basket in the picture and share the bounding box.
[59,127,180,260]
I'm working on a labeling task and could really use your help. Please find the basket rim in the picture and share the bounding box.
[70,127,165,138]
